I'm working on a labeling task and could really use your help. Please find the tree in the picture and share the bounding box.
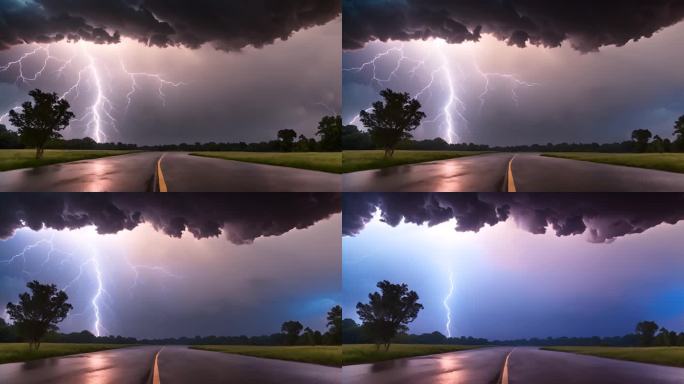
[356,280,424,351]
[635,321,659,347]
[6,281,73,351]
[0,124,22,149]
[316,115,342,151]
[327,305,342,345]
[281,320,303,345]
[674,115,684,139]
[277,129,298,152]
[9,89,75,159]
[631,129,652,153]
[360,89,426,158]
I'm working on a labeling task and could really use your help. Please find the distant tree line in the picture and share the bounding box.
[0,89,342,154]
[345,122,684,153]
[343,318,684,348]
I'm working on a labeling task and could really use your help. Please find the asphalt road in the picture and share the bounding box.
[158,346,339,384]
[0,346,158,384]
[0,345,340,384]
[159,153,341,192]
[508,347,684,384]
[343,347,512,384]
[343,153,512,192]
[343,153,684,192]
[0,152,161,192]
[0,152,341,192]
[345,347,684,384]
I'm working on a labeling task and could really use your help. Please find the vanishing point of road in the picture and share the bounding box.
[0,152,341,192]
[344,346,684,384]
[0,345,340,384]
[343,153,684,192]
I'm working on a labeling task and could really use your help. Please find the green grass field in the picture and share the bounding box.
[0,343,132,364]
[542,153,684,174]
[342,150,489,173]
[543,346,684,368]
[343,344,484,365]
[0,149,137,172]
[190,152,342,174]
[191,345,342,367]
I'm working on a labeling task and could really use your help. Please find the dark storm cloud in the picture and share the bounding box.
[0,193,340,244]
[343,193,684,243]
[343,0,684,52]
[0,0,341,51]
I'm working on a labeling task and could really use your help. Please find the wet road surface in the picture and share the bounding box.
[0,152,341,192]
[0,345,340,384]
[0,152,160,192]
[509,347,684,384]
[345,347,684,384]
[0,346,158,384]
[511,154,684,191]
[343,153,512,192]
[343,153,684,192]
[343,347,512,384]
[159,153,341,192]
[159,346,340,384]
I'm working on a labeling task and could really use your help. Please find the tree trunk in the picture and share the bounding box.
[35,147,44,160]
[384,148,395,159]
[385,343,391,352]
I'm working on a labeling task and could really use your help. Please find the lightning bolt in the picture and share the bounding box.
[120,60,185,109]
[0,42,184,142]
[1,233,183,337]
[443,269,455,338]
[344,40,538,143]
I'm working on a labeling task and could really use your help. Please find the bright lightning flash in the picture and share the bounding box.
[1,233,181,337]
[0,42,184,142]
[344,39,537,144]
[443,269,455,338]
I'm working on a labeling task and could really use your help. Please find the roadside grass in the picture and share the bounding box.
[190,345,342,367]
[342,150,489,173]
[343,344,485,365]
[0,149,138,172]
[542,153,684,174]
[190,152,342,174]
[542,346,684,368]
[0,343,132,364]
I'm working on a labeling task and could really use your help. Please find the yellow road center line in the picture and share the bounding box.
[507,155,517,193]
[152,347,163,384]
[156,154,168,193]
[501,350,512,384]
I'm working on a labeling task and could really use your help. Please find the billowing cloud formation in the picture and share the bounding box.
[343,0,684,52]
[0,193,340,244]
[0,0,341,51]
[343,193,684,243]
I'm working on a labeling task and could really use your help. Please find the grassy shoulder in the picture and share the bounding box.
[542,346,684,368]
[190,345,342,367]
[0,343,132,364]
[343,150,489,173]
[190,152,342,174]
[343,344,484,365]
[542,153,684,174]
[0,149,138,172]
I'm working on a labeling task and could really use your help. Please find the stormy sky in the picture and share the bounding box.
[343,193,684,339]
[0,193,341,338]
[0,0,341,144]
[343,0,684,145]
